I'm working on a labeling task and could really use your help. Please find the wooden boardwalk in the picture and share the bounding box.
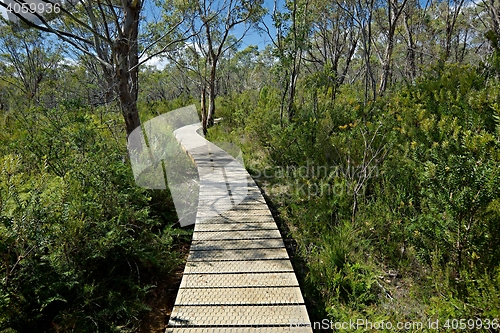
[166,124,312,332]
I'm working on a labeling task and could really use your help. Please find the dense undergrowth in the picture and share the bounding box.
[207,63,500,331]
[0,101,189,332]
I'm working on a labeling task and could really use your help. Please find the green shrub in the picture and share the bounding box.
[0,104,183,332]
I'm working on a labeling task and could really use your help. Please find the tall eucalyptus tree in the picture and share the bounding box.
[265,0,312,124]
[376,0,408,94]
[307,0,359,100]
[0,0,181,137]
[168,0,264,133]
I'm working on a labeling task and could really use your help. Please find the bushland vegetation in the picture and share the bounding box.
[1,0,500,331]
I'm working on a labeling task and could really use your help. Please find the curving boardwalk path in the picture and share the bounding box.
[166,123,313,332]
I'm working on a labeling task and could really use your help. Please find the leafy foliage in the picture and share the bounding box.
[0,103,183,332]
[209,63,500,326]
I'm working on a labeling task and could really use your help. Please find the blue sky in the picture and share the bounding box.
[233,0,281,50]
[1,0,278,65]
[235,0,277,50]
[140,0,278,51]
